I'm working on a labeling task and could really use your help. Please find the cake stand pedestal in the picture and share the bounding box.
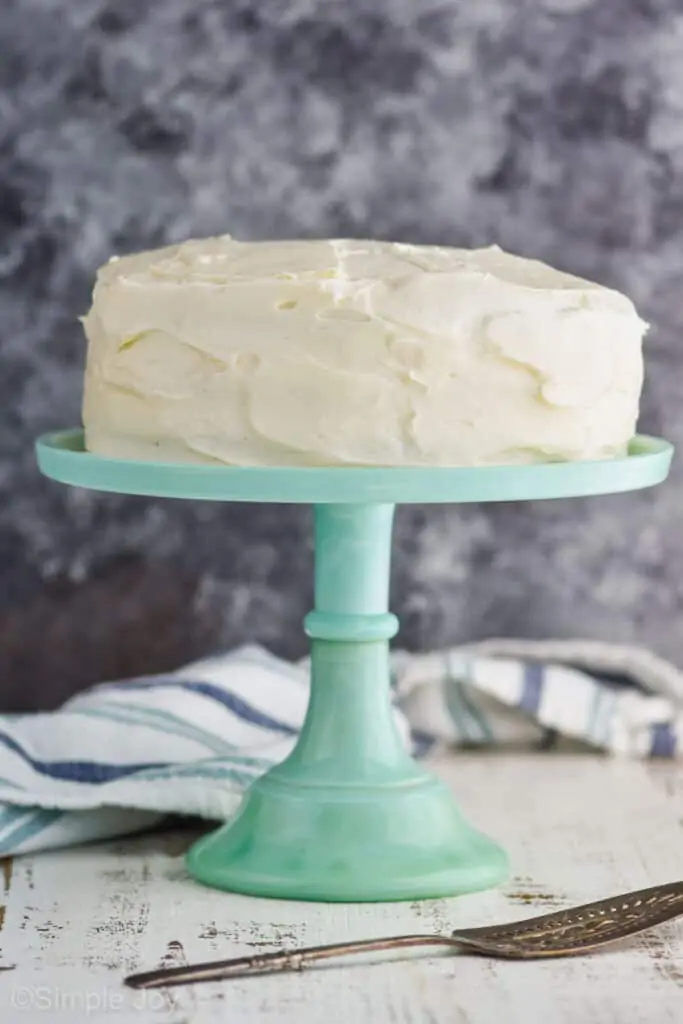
[36,431,672,902]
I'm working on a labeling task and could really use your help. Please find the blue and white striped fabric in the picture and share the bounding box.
[0,640,681,857]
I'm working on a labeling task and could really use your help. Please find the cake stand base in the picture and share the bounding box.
[36,430,673,903]
[186,766,507,903]
[188,502,506,901]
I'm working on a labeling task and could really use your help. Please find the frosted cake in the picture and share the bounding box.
[82,236,646,467]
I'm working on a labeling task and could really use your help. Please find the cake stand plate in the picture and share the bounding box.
[36,431,673,902]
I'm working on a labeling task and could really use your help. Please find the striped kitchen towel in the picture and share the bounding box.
[0,639,681,856]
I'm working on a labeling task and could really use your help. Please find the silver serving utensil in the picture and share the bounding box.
[125,879,683,989]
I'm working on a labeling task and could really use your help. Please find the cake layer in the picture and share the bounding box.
[82,236,646,467]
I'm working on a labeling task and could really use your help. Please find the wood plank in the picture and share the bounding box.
[0,755,681,1022]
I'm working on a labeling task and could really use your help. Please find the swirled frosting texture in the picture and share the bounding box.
[82,236,646,466]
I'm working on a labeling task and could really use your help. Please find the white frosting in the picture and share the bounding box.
[82,236,646,466]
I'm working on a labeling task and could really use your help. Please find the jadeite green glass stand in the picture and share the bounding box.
[36,430,672,902]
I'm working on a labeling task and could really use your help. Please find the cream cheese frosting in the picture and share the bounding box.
[82,236,646,466]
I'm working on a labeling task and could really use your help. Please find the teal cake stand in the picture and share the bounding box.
[36,430,672,902]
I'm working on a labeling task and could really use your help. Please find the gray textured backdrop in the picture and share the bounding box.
[1,0,682,709]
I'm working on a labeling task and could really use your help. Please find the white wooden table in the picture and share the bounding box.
[1,753,682,1023]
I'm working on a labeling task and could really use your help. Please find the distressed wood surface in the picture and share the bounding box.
[0,754,682,1022]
